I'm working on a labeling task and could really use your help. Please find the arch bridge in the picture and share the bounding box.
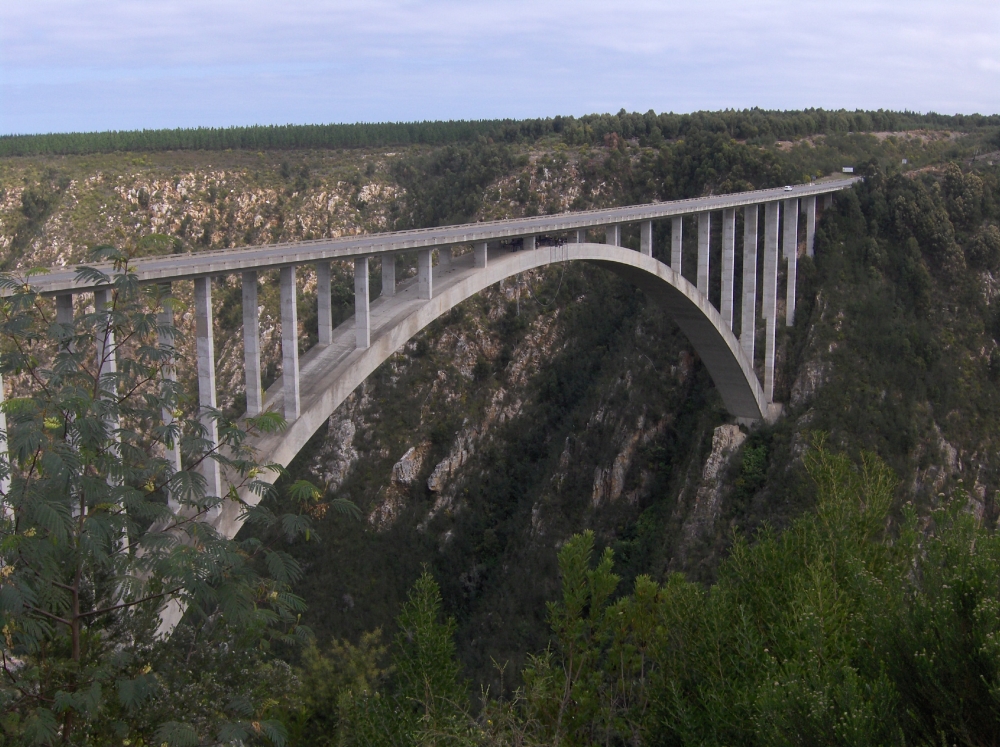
[12,179,857,539]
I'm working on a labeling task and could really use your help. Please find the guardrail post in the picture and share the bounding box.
[605,225,621,247]
[784,198,799,326]
[418,249,432,299]
[697,213,711,295]
[640,221,653,256]
[242,272,263,417]
[721,208,736,328]
[382,254,396,296]
[474,242,488,268]
[193,278,222,503]
[317,262,333,345]
[355,257,370,350]
[741,205,759,361]
[671,217,683,273]
[803,195,817,257]
[762,202,780,402]
[279,267,301,421]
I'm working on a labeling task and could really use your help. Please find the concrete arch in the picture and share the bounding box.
[217,243,768,537]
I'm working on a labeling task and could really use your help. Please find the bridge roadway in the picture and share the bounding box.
[24,179,858,295]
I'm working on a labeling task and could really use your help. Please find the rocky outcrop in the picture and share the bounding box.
[790,358,830,407]
[680,425,747,548]
[591,415,662,507]
[368,442,430,530]
[392,444,427,486]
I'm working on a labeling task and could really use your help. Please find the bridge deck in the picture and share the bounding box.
[20,179,859,295]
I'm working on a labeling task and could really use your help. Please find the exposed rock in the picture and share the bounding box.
[791,358,830,407]
[591,416,662,507]
[368,442,430,530]
[911,423,959,498]
[392,444,427,486]
[309,416,359,492]
[680,424,747,547]
[673,350,694,383]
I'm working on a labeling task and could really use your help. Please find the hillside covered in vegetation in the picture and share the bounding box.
[2,109,1000,745]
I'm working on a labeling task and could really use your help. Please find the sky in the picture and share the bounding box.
[1,0,999,136]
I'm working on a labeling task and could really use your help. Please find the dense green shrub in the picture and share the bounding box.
[314,444,1000,746]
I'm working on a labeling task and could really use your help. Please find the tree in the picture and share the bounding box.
[0,247,345,745]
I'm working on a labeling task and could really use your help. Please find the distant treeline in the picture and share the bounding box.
[2,109,998,158]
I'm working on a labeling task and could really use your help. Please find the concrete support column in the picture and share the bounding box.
[56,294,74,343]
[741,205,759,361]
[784,197,799,326]
[242,272,263,418]
[573,229,587,244]
[803,195,817,257]
[0,370,8,500]
[279,267,301,422]
[823,194,833,210]
[671,217,683,272]
[474,242,488,268]
[382,254,396,296]
[524,235,537,251]
[94,289,117,395]
[156,284,181,506]
[697,212,711,296]
[439,247,452,269]
[720,208,736,328]
[316,262,333,345]
[193,278,222,501]
[355,257,370,350]
[55,293,77,513]
[605,225,621,247]
[418,249,433,300]
[639,220,653,256]
[764,316,777,405]
[762,202,780,403]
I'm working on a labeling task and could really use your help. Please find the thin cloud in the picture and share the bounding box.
[1,0,998,134]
